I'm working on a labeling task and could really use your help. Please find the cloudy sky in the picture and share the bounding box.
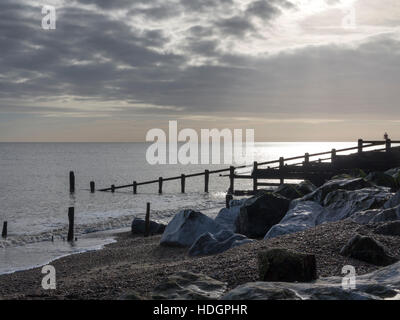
[0,0,399,141]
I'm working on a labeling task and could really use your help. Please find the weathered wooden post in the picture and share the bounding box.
[253,161,258,193]
[69,171,75,193]
[229,166,235,194]
[204,170,209,193]
[279,157,284,184]
[2,221,7,239]
[386,139,392,152]
[133,181,137,194]
[304,153,310,166]
[358,139,363,154]
[144,202,150,237]
[90,181,95,193]
[226,194,233,209]
[158,177,163,194]
[181,174,186,193]
[67,207,74,242]
[331,149,337,165]
[111,184,115,193]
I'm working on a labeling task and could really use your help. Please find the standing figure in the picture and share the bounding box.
[384,132,389,141]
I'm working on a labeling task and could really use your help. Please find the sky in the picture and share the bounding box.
[0,0,399,142]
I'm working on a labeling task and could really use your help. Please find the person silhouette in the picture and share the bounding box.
[384,132,389,141]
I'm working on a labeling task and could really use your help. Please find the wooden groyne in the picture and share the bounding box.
[74,139,400,196]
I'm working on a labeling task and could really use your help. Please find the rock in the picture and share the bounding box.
[188,230,253,257]
[131,218,166,236]
[352,205,400,224]
[274,184,303,200]
[340,234,398,266]
[265,201,324,239]
[266,188,390,239]
[258,248,317,282]
[374,221,400,236]
[160,210,223,247]
[119,291,145,300]
[365,172,397,190]
[384,190,400,209]
[151,271,227,300]
[221,282,300,300]
[302,178,374,204]
[235,193,290,238]
[214,199,246,232]
[385,167,400,178]
[222,261,400,300]
[297,180,317,196]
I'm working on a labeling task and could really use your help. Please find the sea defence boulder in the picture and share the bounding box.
[257,248,317,283]
[188,230,253,257]
[383,190,400,209]
[365,172,397,190]
[131,218,166,236]
[340,234,398,266]
[265,201,325,239]
[214,199,246,232]
[352,205,400,225]
[265,188,391,239]
[374,221,400,236]
[151,271,227,300]
[235,193,291,238]
[274,181,316,200]
[222,261,400,300]
[299,178,374,204]
[160,210,223,247]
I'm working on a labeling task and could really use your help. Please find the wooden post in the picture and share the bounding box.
[90,181,95,193]
[111,184,115,193]
[144,203,150,237]
[253,161,258,192]
[67,207,74,242]
[2,221,7,239]
[279,157,284,184]
[133,181,137,194]
[181,174,186,193]
[69,171,75,193]
[386,139,392,152]
[158,177,163,194]
[229,166,235,194]
[226,194,233,208]
[204,170,209,193]
[304,153,310,166]
[358,139,363,154]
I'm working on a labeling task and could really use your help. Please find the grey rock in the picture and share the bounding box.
[160,210,223,247]
[235,193,290,238]
[258,248,317,282]
[384,190,400,209]
[374,221,400,236]
[340,234,398,266]
[188,230,253,257]
[214,199,246,232]
[352,205,400,224]
[221,282,301,300]
[131,218,166,236]
[365,172,397,190]
[151,271,227,300]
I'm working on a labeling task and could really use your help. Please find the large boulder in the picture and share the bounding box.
[131,218,166,236]
[258,248,317,282]
[340,234,398,266]
[352,205,400,225]
[383,190,400,209]
[222,261,400,300]
[160,210,223,247]
[235,193,290,238]
[188,230,252,257]
[151,271,227,300]
[214,199,246,232]
[374,221,400,236]
[265,201,324,239]
[274,181,317,201]
[365,172,397,190]
[301,178,374,204]
[266,188,391,239]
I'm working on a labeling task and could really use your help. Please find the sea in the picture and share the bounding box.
[0,142,354,274]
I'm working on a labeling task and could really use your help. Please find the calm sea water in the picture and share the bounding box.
[0,142,353,274]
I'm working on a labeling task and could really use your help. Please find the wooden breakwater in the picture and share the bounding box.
[68,139,400,197]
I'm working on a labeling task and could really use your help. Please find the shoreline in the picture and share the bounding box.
[1,219,399,300]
